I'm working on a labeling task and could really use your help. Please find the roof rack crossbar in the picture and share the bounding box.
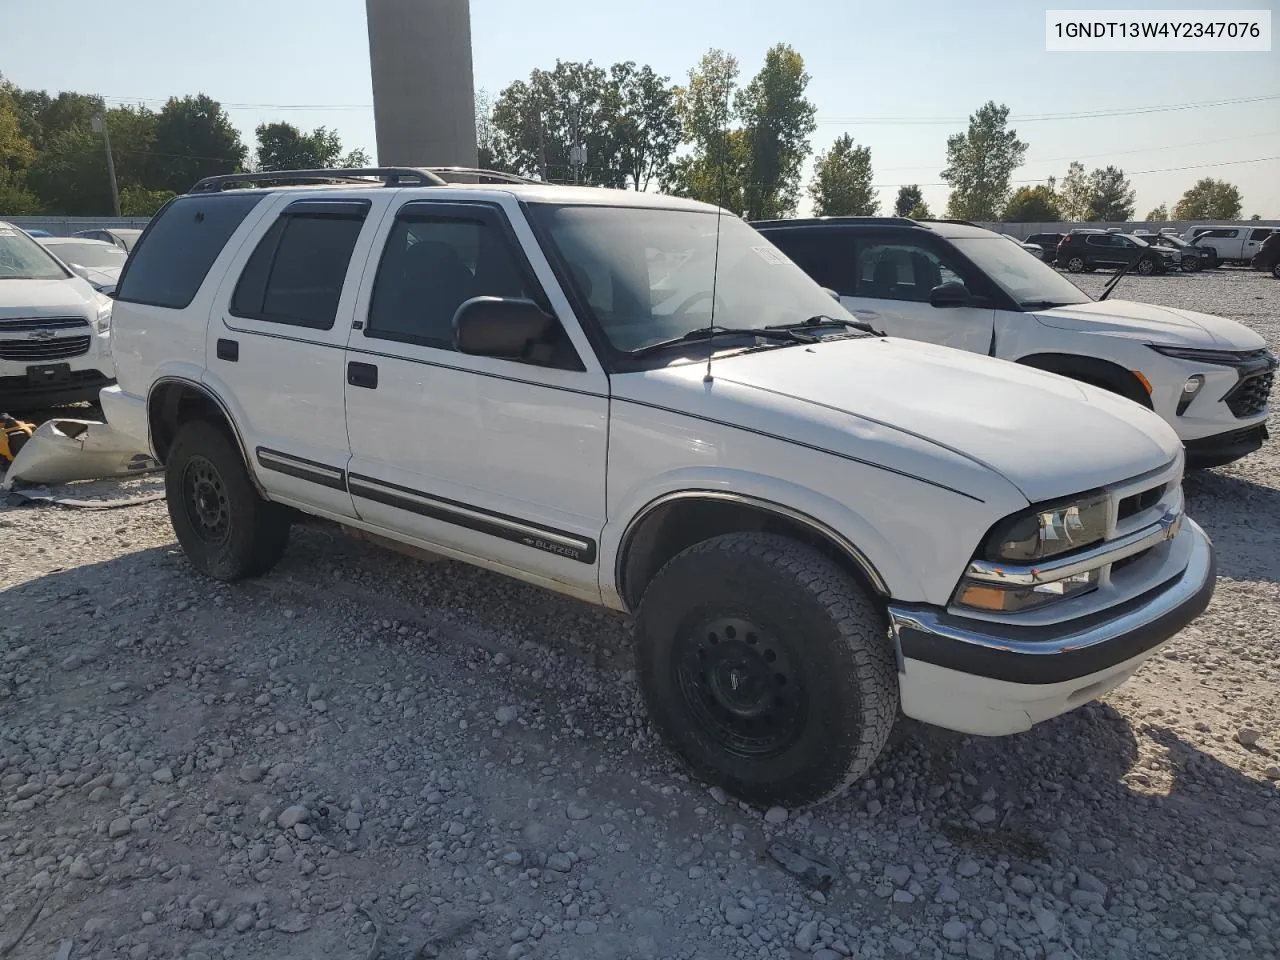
[189,167,450,193]
[422,166,540,185]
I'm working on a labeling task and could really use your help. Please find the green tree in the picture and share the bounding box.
[1001,184,1061,222]
[151,95,246,194]
[609,61,681,190]
[1085,166,1135,221]
[1057,161,1091,221]
[894,184,923,217]
[476,89,502,170]
[940,101,1027,220]
[119,184,175,216]
[906,200,932,219]
[808,134,876,216]
[25,126,116,214]
[1172,177,1243,220]
[735,44,817,220]
[105,104,160,192]
[255,122,345,170]
[1145,203,1169,221]
[492,59,632,185]
[664,49,748,211]
[0,85,38,214]
[1249,213,1262,220]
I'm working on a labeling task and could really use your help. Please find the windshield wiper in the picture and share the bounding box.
[769,314,885,337]
[1018,300,1072,310]
[1098,259,1133,302]
[630,325,813,358]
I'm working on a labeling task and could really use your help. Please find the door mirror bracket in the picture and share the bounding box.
[928,281,973,308]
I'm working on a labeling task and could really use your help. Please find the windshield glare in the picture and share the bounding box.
[0,226,69,280]
[951,237,1091,307]
[527,204,856,354]
[45,241,127,269]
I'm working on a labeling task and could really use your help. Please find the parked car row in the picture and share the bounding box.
[1018,225,1277,275]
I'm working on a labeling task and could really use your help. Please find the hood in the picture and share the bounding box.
[70,265,121,290]
[0,276,100,320]
[625,337,1181,505]
[1034,299,1266,350]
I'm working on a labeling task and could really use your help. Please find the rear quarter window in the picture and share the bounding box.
[115,194,266,309]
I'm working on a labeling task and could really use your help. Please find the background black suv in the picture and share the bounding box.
[1025,232,1065,262]
[1056,230,1173,275]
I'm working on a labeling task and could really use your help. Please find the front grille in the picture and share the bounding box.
[0,316,90,332]
[1225,370,1274,418]
[0,336,92,361]
[1118,483,1167,523]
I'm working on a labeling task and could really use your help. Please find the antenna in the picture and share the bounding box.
[703,86,732,385]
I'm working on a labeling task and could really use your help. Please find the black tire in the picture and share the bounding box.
[1272,263,1280,280]
[1136,257,1156,276]
[634,532,898,807]
[1065,256,1085,273]
[1182,259,1200,273]
[166,419,291,581]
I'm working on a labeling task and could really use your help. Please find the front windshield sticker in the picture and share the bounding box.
[752,245,790,265]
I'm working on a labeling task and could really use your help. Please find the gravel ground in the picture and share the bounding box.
[1,270,1278,960]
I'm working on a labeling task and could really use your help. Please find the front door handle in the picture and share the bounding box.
[347,361,378,389]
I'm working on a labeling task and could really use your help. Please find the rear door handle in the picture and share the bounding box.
[347,361,378,389]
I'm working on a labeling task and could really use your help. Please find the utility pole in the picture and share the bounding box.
[568,99,586,185]
[91,107,120,217]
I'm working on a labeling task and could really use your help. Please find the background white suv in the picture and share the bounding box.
[0,221,115,412]
[102,168,1215,807]
[756,216,1276,468]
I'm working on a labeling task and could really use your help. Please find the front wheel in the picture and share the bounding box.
[634,532,898,807]
[166,420,291,581]
[1182,259,1200,273]
[1136,257,1156,276]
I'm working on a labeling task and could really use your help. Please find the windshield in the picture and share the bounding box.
[526,204,858,354]
[950,236,1091,308]
[0,225,70,280]
[45,241,127,269]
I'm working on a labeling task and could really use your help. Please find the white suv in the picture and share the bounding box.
[0,222,115,411]
[102,168,1216,806]
[755,217,1275,467]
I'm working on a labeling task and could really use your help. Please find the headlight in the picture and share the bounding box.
[1148,345,1262,364]
[981,493,1109,562]
[95,301,112,334]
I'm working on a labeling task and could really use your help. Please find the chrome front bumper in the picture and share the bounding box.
[887,517,1215,686]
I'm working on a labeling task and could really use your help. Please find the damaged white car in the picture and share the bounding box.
[101,168,1215,806]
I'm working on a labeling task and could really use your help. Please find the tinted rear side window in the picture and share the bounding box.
[763,230,852,293]
[115,194,265,309]
[231,214,364,330]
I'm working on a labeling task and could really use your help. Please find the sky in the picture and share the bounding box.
[2,0,1278,218]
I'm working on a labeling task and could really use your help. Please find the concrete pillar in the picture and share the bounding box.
[365,0,478,168]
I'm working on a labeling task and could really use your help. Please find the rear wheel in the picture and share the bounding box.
[1065,256,1085,273]
[166,420,291,581]
[635,532,898,807]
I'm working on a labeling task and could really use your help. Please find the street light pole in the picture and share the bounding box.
[91,111,121,217]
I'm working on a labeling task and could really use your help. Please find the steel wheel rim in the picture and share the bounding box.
[674,615,808,760]
[182,455,231,544]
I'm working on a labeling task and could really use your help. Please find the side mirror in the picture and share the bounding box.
[928,281,972,308]
[820,286,840,302]
[454,297,556,359]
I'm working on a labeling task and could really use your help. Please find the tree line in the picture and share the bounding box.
[0,75,368,216]
[1,54,1262,222]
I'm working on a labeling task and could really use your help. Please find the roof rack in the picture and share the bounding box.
[189,165,542,194]
[751,215,918,228]
[913,218,981,228]
[190,167,449,193]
